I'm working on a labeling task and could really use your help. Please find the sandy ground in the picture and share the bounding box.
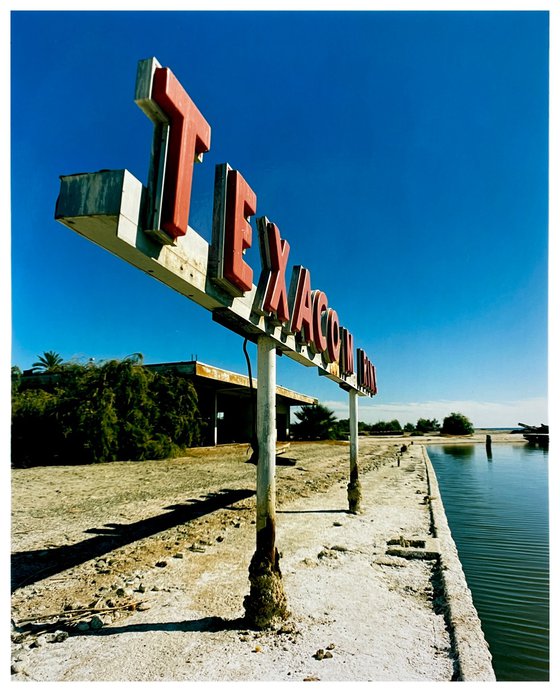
[10,433,503,683]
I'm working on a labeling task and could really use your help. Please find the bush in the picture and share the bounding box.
[416,418,440,433]
[330,417,350,440]
[150,373,201,449]
[441,412,474,436]
[11,357,201,467]
[11,389,62,466]
[369,419,402,435]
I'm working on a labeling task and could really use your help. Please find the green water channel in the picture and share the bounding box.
[427,443,549,681]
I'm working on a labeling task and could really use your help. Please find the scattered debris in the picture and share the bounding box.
[313,648,333,660]
[188,545,206,553]
[14,600,149,633]
[329,545,348,553]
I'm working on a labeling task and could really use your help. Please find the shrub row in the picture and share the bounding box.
[11,357,202,467]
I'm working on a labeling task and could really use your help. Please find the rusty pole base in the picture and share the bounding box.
[347,478,362,514]
[243,547,290,630]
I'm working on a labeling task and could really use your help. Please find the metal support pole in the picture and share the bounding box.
[212,391,218,447]
[243,335,289,628]
[256,335,277,560]
[347,389,362,513]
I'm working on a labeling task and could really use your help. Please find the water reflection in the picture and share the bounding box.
[441,444,475,458]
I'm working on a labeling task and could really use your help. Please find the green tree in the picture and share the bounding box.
[291,404,337,440]
[441,412,474,436]
[97,356,154,460]
[370,420,402,433]
[416,418,440,433]
[369,421,386,432]
[403,422,415,433]
[330,417,350,440]
[32,350,64,373]
[72,383,120,463]
[149,373,201,452]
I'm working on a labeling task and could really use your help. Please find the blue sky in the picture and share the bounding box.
[8,7,551,427]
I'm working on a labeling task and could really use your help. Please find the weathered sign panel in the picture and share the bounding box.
[55,57,377,398]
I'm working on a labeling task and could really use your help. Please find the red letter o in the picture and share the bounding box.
[325,309,341,363]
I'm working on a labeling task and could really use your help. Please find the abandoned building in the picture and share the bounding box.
[145,360,317,446]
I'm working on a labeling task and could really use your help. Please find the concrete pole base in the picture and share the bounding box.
[347,479,362,514]
[243,547,290,630]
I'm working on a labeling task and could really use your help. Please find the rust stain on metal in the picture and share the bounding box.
[194,361,316,404]
[196,362,253,388]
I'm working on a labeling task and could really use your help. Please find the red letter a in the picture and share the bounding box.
[288,267,314,345]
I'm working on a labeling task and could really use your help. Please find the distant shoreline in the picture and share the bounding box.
[359,430,529,445]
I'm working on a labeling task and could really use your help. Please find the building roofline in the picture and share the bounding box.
[146,360,317,406]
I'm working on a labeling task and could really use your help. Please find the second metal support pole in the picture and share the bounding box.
[347,388,362,513]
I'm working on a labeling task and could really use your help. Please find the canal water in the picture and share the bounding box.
[427,443,549,681]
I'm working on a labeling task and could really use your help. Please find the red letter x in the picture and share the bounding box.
[259,221,290,324]
[152,67,211,240]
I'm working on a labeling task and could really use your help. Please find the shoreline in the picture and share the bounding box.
[364,430,529,445]
[423,446,495,680]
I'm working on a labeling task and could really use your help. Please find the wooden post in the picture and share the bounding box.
[347,389,362,513]
[243,336,289,628]
[486,434,493,459]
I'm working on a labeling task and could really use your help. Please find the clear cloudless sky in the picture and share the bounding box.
[8,6,551,427]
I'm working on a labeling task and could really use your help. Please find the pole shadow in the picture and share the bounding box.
[81,615,248,635]
[277,509,348,514]
[14,615,250,639]
[11,488,254,592]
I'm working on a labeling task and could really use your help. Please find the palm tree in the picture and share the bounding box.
[32,350,64,373]
[291,403,337,440]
